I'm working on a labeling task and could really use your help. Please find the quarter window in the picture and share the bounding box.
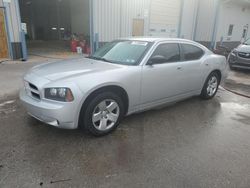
[181,44,204,61]
[151,43,180,63]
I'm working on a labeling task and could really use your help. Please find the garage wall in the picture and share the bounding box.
[93,0,150,42]
[216,1,250,46]
[93,0,121,42]
[195,0,217,43]
[180,0,198,40]
[149,0,181,37]
[120,0,150,38]
[93,0,197,42]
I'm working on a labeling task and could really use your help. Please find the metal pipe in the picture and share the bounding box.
[178,0,184,38]
[15,0,27,60]
[210,0,221,49]
[89,0,94,54]
[192,0,201,41]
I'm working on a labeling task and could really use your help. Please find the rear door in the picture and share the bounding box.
[178,43,206,92]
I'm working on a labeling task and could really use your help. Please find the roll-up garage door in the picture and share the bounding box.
[149,0,181,37]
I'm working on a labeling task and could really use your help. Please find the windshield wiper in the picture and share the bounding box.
[87,56,112,63]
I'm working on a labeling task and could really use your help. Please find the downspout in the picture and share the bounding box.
[210,0,221,50]
[89,0,94,54]
[0,6,13,59]
[178,0,184,38]
[15,0,27,60]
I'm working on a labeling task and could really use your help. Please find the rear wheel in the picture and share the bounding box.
[200,72,220,100]
[81,92,124,136]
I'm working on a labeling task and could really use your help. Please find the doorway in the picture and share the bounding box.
[18,0,90,57]
[0,9,9,59]
[132,19,144,36]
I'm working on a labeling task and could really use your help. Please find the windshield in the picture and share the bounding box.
[244,38,250,45]
[89,40,152,65]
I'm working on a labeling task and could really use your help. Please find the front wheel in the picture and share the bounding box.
[81,92,124,136]
[200,72,220,100]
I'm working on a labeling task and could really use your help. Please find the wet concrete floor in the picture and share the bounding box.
[0,90,250,188]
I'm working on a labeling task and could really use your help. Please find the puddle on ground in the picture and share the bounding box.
[0,100,16,115]
[0,100,15,107]
[220,102,250,111]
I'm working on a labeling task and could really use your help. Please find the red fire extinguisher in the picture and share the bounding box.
[71,40,78,52]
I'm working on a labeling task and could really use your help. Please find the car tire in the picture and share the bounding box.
[81,92,124,136]
[200,72,220,100]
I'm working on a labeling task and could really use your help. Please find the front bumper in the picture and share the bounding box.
[228,54,250,70]
[20,88,78,129]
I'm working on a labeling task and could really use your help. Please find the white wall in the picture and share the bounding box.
[216,1,250,43]
[93,0,150,42]
[93,0,121,42]
[180,0,198,40]
[195,0,217,42]
[120,0,150,38]
[149,0,181,37]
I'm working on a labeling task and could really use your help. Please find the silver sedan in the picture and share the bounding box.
[20,38,228,136]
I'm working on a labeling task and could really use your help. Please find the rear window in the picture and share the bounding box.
[181,44,204,61]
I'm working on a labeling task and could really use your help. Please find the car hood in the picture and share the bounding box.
[30,58,122,81]
[236,44,250,53]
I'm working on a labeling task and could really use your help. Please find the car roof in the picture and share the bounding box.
[119,37,210,52]
[120,37,195,43]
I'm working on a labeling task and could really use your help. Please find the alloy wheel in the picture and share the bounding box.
[207,76,218,96]
[92,99,120,131]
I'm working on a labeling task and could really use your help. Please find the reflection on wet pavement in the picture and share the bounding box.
[0,90,250,188]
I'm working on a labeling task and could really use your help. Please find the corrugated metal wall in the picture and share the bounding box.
[120,0,150,37]
[195,0,217,42]
[93,0,150,42]
[93,0,122,42]
[2,0,21,42]
[93,0,195,42]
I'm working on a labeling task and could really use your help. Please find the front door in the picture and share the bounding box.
[141,43,183,104]
[0,9,9,59]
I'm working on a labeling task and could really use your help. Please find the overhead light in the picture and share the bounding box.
[51,27,57,30]
[60,28,65,31]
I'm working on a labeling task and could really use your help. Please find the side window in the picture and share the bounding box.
[151,43,180,63]
[181,44,204,61]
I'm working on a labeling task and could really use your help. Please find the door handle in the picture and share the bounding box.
[177,66,182,70]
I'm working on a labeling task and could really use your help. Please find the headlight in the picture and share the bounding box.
[44,88,74,102]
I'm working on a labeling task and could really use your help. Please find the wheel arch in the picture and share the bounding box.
[210,69,222,83]
[77,85,129,128]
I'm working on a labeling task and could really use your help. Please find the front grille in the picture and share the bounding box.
[25,82,41,100]
[29,83,38,90]
[238,52,250,59]
[31,91,41,100]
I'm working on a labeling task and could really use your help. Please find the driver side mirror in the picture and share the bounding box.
[147,55,167,65]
